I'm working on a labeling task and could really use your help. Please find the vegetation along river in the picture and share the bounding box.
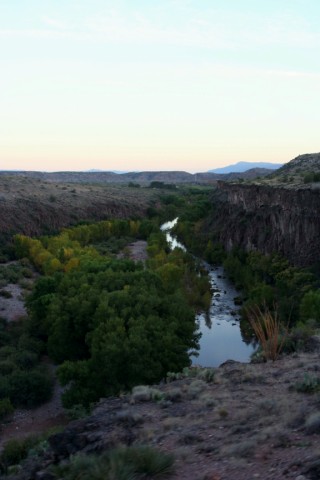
[160,218,257,367]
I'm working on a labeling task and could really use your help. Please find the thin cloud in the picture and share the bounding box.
[0,5,319,52]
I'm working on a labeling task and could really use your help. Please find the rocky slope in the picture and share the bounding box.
[0,176,156,240]
[3,349,320,480]
[258,153,320,187]
[209,181,320,267]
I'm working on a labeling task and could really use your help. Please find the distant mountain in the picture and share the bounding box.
[209,161,283,174]
[86,169,133,173]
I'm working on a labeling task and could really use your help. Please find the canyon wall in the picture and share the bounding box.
[211,182,320,267]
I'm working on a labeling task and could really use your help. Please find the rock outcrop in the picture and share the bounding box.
[210,182,320,267]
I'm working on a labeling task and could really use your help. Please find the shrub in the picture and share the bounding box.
[9,350,38,370]
[0,290,12,298]
[227,439,255,458]
[294,374,320,394]
[165,387,182,402]
[0,398,14,420]
[0,436,40,473]
[17,334,44,355]
[131,386,165,403]
[0,346,16,360]
[187,380,207,399]
[54,446,175,480]
[305,412,320,434]
[247,305,288,361]
[8,368,54,407]
[0,377,11,399]
[197,368,215,383]
[65,404,90,420]
[0,360,17,375]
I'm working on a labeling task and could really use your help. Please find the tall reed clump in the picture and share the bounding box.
[247,305,288,361]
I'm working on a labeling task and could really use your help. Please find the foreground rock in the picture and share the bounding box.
[3,351,320,480]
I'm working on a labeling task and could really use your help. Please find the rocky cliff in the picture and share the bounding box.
[210,182,320,267]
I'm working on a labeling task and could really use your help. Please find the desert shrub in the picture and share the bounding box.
[166,371,183,382]
[305,412,320,434]
[114,410,144,427]
[282,320,318,353]
[187,380,207,399]
[197,368,215,383]
[131,386,165,403]
[294,374,320,394]
[218,408,229,418]
[0,398,14,420]
[254,399,278,416]
[0,436,41,473]
[54,446,175,480]
[165,387,182,402]
[200,394,216,408]
[227,439,255,457]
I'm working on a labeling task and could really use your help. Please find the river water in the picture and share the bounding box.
[160,218,256,367]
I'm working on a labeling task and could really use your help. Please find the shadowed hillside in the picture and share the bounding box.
[0,175,157,239]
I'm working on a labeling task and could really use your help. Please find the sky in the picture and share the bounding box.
[0,0,319,172]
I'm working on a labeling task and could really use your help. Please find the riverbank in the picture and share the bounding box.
[161,218,256,367]
[6,346,320,480]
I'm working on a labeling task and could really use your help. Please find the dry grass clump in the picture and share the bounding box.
[254,398,279,416]
[199,393,216,408]
[165,387,182,402]
[131,386,164,403]
[226,439,256,458]
[187,380,208,399]
[305,412,320,434]
[247,305,288,361]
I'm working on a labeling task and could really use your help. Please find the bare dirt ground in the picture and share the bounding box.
[0,372,67,448]
[127,240,148,262]
[0,284,27,322]
[117,240,148,263]
[6,350,320,480]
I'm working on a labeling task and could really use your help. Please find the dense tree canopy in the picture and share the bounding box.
[19,217,209,408]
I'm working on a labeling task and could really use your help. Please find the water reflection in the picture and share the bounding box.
[160,218,186,252]
[191,266,257,367]
[160,219,257,367]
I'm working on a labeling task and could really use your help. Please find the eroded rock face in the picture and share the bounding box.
[210,182,320,266]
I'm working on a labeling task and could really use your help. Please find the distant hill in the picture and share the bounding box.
[0,168,275,186]
[209,161,283,174]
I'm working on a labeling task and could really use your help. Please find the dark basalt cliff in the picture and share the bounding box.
[210,182,320,267]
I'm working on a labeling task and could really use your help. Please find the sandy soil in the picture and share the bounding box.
[127,240,148,262]
[0,283,27,322]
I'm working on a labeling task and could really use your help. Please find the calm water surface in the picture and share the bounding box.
[160,218,257,367]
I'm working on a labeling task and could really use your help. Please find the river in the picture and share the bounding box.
[160,218,257,367]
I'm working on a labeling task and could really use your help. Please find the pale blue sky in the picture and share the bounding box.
[0,0,319,172]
